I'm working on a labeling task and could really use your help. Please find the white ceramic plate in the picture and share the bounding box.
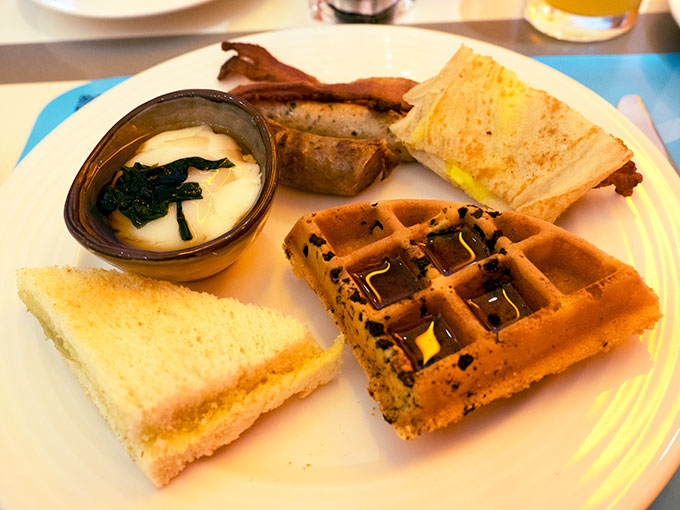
[29,0,216,19]
[671,0,680,30]
[1,25,679,510]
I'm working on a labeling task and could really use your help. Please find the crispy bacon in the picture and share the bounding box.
[596,160,642,196]
[268,120,399,196]
[219,41,417,112]
[229,80,415,112]
[216,41,414,195]
[219,42,320,84]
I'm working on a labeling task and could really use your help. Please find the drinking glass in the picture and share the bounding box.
[524,0,642,41]
[310,0,413,24]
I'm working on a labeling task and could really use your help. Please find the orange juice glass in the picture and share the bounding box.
[524,0,642,41]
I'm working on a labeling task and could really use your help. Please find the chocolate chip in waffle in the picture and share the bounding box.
[283,200,661,440]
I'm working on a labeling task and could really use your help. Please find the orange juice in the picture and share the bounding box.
[546,0,641,16]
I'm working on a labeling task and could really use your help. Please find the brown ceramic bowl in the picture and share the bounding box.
[64,89,277,282]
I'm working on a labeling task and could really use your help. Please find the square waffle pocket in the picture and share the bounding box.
[283,200,661,439]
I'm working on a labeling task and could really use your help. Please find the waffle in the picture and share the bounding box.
[283,200,661,439]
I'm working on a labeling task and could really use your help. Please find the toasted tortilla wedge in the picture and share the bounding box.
[390,45,634,223]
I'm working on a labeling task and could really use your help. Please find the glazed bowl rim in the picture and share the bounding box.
[64,88,277,263]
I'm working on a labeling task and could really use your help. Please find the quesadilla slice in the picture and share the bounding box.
[390,45,636,223]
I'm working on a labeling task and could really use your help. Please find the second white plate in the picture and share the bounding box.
[29,0,217,18]
[670,0,680,30]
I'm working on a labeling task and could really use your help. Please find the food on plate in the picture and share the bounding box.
[16,266,343,486]
[65,89,277,282]
[266,120,399,196]
[218,42,416,111]
[218,41,417,196]
[97,125,262,251]
[283,200,661,439]
[254,100,410,161]
[390,45,641,223]
[594,159,642,195]
[218,40,319,85]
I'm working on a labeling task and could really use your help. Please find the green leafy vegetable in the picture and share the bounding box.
[98,156,234,241]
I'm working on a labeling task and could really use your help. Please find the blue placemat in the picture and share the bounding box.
[17,75,130,164]
[537,53,680,169]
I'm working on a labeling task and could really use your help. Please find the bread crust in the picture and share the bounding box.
[16,266,343,486]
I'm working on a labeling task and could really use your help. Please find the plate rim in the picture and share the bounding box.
[2,24,680,510]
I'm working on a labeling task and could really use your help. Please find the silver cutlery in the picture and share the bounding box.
[617,94,679,173]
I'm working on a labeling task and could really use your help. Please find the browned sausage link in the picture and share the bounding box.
[268,120,399,196]
[256,100,413,162]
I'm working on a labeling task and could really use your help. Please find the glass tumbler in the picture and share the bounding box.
[524,0,642,41]
[310,0,413,24]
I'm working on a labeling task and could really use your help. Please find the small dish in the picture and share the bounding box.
[64,89,277,281]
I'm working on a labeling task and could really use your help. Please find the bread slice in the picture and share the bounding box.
[16,266,343,487]
[390,45,634,223]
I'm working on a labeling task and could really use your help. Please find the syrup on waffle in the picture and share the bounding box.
[283,200,661,439]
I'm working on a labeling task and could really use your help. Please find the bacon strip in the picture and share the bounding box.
[595,160,642,196]
[219,41,417,112]
[229,79,415,112]
[219,42,320,84]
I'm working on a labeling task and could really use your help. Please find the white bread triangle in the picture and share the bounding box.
[16,266,343,487]
[390,45,633,223]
